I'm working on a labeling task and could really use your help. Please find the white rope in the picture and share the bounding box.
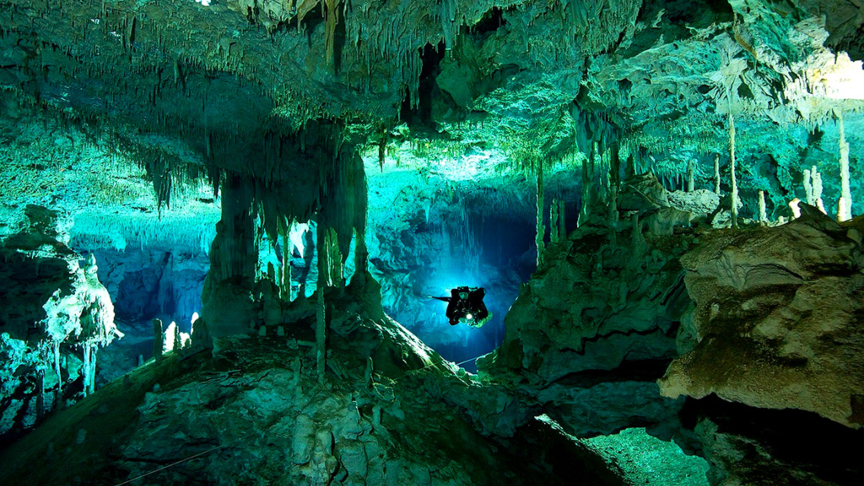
[114,441,235,486]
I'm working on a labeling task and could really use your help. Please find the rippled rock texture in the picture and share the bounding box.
[661,207,864,429]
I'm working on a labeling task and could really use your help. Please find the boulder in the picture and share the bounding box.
[617,172,669,212]
[660,211,864,428]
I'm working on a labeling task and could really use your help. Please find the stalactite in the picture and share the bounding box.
[324,0,342,71]
[729,113,738,229]
[536,161,545,266]
[440,0,457,52]
[837,109,852,221]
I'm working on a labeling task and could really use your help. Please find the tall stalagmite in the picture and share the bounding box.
[837,109,852,221]
[729,113,738,229]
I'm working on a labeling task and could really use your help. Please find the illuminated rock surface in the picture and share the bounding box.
[661,208,864,428]
[0,205,121,444]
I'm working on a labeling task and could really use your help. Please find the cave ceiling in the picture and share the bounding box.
[1,0,863,216]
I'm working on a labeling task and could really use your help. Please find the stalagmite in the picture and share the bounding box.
[82,343,91,397]
[812,166,826,214]
[152,318,163,362]
[729,113,739,229]
[579,148,593,226]
[316,220,327,384]
[687,160,695,192]
[550,197,560,243]
[558,200,566,240]
[803,168,814,205]
[36,370,44,420]
[836,109,852,221]
[53,341,62,397]
[759,190,767,225]
[535,162,545,266]
[714,154,720,195]
[631,212,645,259]
[174,325,182,352]
[88,347,97,395]
[326,228,342,288]
[789,198,802,219]
[365,357,374,389]
[281,233,292,301]
[354,227,368,275]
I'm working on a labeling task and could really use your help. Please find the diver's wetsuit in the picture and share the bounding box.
[432,287,490,326]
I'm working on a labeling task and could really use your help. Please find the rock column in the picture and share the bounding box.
[729,114,738,229]
[837,110,852,221]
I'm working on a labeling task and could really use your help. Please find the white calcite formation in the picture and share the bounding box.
[0,205,122,442]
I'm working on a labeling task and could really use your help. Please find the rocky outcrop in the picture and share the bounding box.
[682,396,864,486]
[495,173,698,385]
[479,173,703,442]
[0,205,121,446]
[0,280,626,486]
[660,208,864,428]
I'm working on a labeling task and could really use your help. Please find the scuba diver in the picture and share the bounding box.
[431,286,492,328]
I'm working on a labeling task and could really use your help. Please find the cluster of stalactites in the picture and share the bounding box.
[577,142,621,227]
[41,254,123,398]
[250,126,369,298]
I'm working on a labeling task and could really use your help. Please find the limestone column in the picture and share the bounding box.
[316,218,328,384]
[535,161,545,266]
[281,232,292,301]
[837,110,852,221]
[729,113,738,229]
[714,154,721,195]
[687,160,695,192]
